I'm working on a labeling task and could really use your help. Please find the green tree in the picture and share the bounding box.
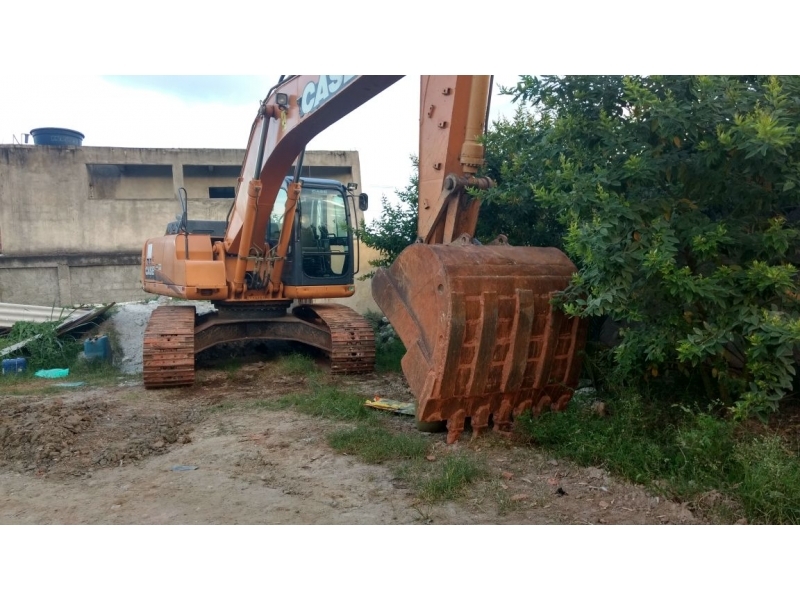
[476,106,566,248]
[480,75,800,418]
[358,156,419,277]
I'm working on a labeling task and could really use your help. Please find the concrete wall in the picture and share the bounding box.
[0,144,380,313]
[0,253,148,307]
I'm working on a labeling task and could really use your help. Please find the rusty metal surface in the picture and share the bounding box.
[143,306,196,389]
[192,311,331,354]
[418,76,476,244]
[154,302,375,376]
[293,304,375,374]
[372,243,588,444]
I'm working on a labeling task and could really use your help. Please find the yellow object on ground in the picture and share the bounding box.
[364,396,415,416]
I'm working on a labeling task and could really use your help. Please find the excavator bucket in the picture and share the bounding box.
[372,239,588,444]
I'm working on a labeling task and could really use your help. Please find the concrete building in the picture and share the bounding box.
[0,143,382,313]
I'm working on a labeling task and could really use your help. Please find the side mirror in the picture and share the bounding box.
[358,193,368,212]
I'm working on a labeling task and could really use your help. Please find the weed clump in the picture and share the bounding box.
[275,353,319,378]
[364,311,404,373]
[517,392,800,524]
[416,454,487,502]
[328,424,430,463]
[1,320,81,371]
[276,384,374,422]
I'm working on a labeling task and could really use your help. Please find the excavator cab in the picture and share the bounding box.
[162,177,360,288]
[271,176,357,286]
[164,188,228,240]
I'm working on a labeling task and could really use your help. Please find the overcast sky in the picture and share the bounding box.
[0,74,523,219]
[0,2,784,224]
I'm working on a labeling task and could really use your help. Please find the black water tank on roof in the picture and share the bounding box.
[30,128,84,146]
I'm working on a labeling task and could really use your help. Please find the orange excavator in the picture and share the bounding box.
[141,75,587,443]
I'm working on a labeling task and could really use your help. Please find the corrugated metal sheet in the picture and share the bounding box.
[0,303,94,328]
[0,303,115,357]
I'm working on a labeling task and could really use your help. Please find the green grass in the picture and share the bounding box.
[0,379,65,396]
[375,338,405,373]
[68,359,125,384]
[203,383,370,418]
[328,423,430,463]
[0,370,36,391]
[266,379,487,504]
[364,310,405,373]
[390,452,488,503]
[415,454,487,502]
[0,319,82,370]
[274,352,319,378]
[216,357,244,376]
[517,393,675,485]
[0,352,124,394]
[272,384,374,421]
[517,390,800,524]
[734,435,800,524]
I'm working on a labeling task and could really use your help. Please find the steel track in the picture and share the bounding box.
[142,305,196,389]
[142,303,375,389]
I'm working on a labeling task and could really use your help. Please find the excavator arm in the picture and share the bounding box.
[223,74,492,297]
[371,76,588,443]
[222,75,403,298]
[417,75,493,244]
[144,75,491,301]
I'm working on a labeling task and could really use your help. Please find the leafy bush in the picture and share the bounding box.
[476,106,567,248]
[1,319,81,370]
[363,310,405,372]
[480,76,800,418]
[358,155,419,277]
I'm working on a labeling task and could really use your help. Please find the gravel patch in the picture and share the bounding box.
[108,299,215,374]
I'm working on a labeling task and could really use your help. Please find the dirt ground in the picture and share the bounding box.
[0,357,703,525]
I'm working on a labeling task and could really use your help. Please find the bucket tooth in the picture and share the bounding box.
[372,243,588,443]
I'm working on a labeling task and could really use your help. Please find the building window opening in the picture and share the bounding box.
[209,186,235,199]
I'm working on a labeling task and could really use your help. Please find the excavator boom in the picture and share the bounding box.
[224,76,403,263]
